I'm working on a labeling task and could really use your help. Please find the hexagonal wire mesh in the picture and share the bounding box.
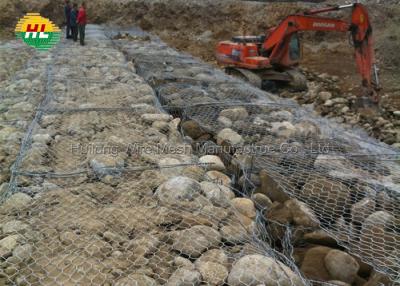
[1,24,400,285]
[0,26,318,286]
[114,27,400,283]
[180,102,400,280]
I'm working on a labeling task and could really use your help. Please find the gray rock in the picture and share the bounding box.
[324,250,360,284]
[195,249,229,268]
[219,107,249,121]
[166,268,201,286]
[115,274,158,286]
[216,128,243,146]
[217,116,232,128]
[12,244,33,262]
[200,181,234,207]
[89,155,125,177]
[196,261,228,285]
[319,91,332,101]
[1,193,32,213]
[360,211,397,259]
[0,235,20,258]
[156,176,201,203]
[220,224,249,244]
[199,155,226,171]
[158,157,183,178]
[271,121,296,138]
[228,254,303,286]
[173,225,221,258]
[206,171,231,187]
[32,134,52,144]
[174,256,195,270]
[269,110,294,122]
[2,220,29,235]
[141,113,172,123]
[351,198,375,225]
[294,121,320,137]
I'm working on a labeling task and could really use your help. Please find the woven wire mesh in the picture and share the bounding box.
[112,27,400,283]
[0,26,318,286]
[180,102,400,280]
[1,24,400,285]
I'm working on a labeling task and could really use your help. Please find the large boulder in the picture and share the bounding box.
[324,249,360,284]
[301,177,351,223]
[228,254,303,286]
[359,211,397,262]
[231,198,256,219]
[172,225,221,258]
[156,176,202,204]
[284,199,319,227]
[199,155,226,171]
[259,170,289,203]
[301,246,333,281]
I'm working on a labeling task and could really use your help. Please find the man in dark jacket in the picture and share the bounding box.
[70,3,78,42]
[77,2,87,46]
[64,0,72,39]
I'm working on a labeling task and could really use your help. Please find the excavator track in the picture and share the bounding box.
[225,67,307,92]
[225,67,262,89]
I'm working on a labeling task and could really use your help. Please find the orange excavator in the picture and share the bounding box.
[216,3,381,103]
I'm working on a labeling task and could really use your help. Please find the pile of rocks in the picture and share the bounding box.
[281,69,400,148]
[0,26,307,286]
[113,28,399,285]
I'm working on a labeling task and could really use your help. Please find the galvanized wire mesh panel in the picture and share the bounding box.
[180,102,400,280]
[0,168,311,286]
[45,77,155,110]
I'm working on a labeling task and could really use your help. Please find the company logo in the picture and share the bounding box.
[15,13,61,51]
[312,22,336,29]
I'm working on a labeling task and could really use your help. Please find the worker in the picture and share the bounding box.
[64,0,72,39]
[77,2,87,46]
[70,3,78,42]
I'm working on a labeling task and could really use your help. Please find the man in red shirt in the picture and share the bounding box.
[77,2,87,46]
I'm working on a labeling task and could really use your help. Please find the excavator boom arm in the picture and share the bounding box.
[262,3,379,101]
